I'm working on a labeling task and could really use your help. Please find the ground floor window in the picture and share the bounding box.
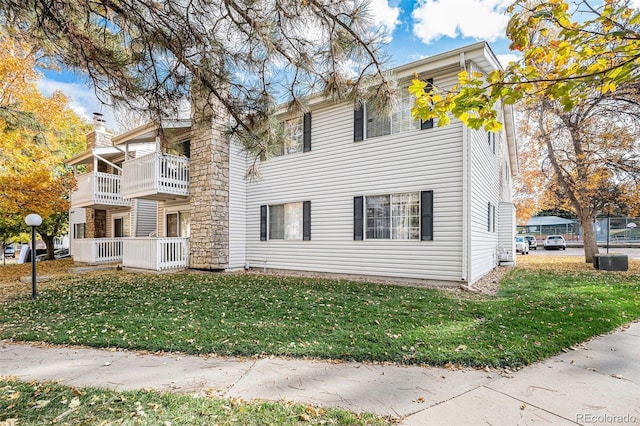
[365,192,420,240]
[74,223,85,239]
[269,202,302,240]
[488,202,496,233]
[113,215,130,238]
[354,191,432,241]
[166,211,190,237]
[261,201,311,241]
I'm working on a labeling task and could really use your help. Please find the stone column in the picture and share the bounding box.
[85,210,106,238]
[188,88,230,270]
[84,114,112,238]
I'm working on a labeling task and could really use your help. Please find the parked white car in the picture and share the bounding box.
[544,235,567,250]
[515,236,529,254]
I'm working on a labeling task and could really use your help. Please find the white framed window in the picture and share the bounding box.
[113,215,130,237]
[269,202,303,240]
[74,223,86,239]
[488,202,496,233]
[365,192,420,240]
[488,132,496,154]
[365,89,421,139]
[274,116,304,157]
[355,78,433,142]
[166,211,190,237]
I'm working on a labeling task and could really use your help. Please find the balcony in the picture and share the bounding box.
[71,238,123,264]
[71,172,131,209]
[122,152,190,201]
[122,237,189,271]
[71,237,189,271]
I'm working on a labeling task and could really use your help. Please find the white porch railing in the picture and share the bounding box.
[71,172,131,208]
[122,152,190,199]
[71,238,123,264]
[122,237,189,271]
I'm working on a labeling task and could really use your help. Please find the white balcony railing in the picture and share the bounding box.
[122,237,189,271]
[71,238,123,264]
[122,152,190,200]
[71,172,131,208]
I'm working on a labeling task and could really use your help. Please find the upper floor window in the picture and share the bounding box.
[488,132,496,154]
[354,79,433,141]
[273,113,312,157]
[168,139,191,158]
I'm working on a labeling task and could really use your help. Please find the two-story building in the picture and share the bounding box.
[68,41,517,286]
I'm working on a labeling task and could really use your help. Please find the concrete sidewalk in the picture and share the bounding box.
[1,322,639,425]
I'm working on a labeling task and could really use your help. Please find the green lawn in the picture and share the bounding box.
[1,267,639,368]
[0,378,386,425]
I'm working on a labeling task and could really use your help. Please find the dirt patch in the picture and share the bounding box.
[467,266,511,296]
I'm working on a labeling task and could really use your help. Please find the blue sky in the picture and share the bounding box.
[37,0,519,131]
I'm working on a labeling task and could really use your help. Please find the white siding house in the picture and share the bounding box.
[68,41,517,285]
[243,42,517,285]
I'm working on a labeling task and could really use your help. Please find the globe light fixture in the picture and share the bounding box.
[25,213,42,300]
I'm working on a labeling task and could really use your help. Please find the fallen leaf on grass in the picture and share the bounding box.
[34,399,51,408]
[69,397,81,409]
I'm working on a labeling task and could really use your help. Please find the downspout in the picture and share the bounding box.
[460,52,470,283]
[461,123,469,283]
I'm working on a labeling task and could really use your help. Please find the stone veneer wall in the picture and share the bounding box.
[188,92,230,270]
[85,210,106,238]
[84,129,112,238]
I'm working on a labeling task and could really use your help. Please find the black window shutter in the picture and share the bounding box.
[354,106,364,142]
[353,196,364,240]
[492,204,496,232]
[420,191,433,241]
[303,201,311,241]
[260,205,267,241]
[420,79,434,130]
[487,203,491,232]
[303,112,312,152]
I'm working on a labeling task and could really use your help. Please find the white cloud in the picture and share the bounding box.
[412,0,510,44]
[368,0,401,38]
[631,0,640,8]
[496,53,519,68]
[37,77,116,128]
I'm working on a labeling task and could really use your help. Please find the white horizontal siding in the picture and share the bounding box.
[69,208,86,255]
[229,139,247,269]
[135,199,158,237]
[69,208,86,226]
[498,202,516,263]
[468,126,501,283]
[245,93,465,282]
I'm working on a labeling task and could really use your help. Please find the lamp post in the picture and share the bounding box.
[25,213,42,300]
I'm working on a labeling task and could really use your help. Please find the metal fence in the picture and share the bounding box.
[518,217,639,242]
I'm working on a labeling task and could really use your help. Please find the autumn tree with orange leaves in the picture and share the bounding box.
[0,30,88,259]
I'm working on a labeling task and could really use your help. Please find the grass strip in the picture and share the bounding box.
[0,378,389,425]
[0,265,639,368]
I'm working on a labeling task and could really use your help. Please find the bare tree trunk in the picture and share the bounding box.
[579,215,599,263]
[42,235,55,260]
